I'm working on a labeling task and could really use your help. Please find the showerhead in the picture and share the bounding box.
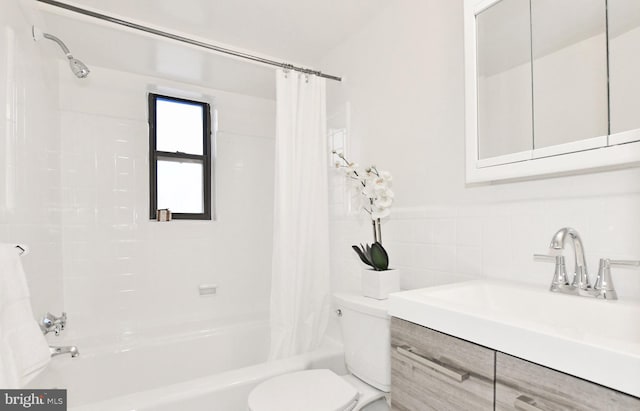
[68,57,90,78]
[32,26,90,78]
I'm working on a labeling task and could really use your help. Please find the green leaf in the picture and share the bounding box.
[352,245,373,268]
[370,242,389,271]
[365,243,372,262]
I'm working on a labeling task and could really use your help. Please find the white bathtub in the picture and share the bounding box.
[28,319,346,410]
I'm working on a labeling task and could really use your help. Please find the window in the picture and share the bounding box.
[148,93,212,220]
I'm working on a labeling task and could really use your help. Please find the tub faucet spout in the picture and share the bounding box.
[49,345,79,358]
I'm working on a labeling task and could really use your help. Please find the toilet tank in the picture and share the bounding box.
[333,293,390,392]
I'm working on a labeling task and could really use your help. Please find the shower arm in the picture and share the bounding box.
[32,26,90,78]
[42,32,73,59]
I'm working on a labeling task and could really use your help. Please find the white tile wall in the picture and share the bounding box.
[0,1,64,317]
[331,193,640,301]
[58,66,275,339]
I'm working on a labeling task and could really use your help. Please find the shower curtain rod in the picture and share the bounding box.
[36,0,342,82]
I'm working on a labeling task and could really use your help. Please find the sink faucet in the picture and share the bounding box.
[49,345,80,358]
[549,227,591,294]
[536,227,640,300]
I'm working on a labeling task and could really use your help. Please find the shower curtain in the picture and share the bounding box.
[269,69,330,359]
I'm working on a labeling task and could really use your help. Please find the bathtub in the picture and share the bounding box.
[27,319,346,410]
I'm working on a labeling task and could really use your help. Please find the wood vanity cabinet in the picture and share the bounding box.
[390,317,640,411]
[495,353,640,411]
[390,317,495,410]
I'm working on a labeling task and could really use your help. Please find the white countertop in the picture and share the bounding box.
[388,280,640,397]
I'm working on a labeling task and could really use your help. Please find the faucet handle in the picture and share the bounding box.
[607,259,640,267]
[533,254,557,261]
[534,254,572,292]
[40,312,67,335]
[58,312,67,331]
[594,259,640,300]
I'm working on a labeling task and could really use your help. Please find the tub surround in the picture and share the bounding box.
[58,65,275,341]
[0,0,64,318]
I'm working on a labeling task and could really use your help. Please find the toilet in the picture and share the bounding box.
[248,293,391,411]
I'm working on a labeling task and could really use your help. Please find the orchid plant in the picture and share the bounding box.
[332,151,394,243]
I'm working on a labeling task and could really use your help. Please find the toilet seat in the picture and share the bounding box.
[248,369,359,411]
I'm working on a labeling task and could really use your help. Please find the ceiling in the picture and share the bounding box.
[35,0,388,98]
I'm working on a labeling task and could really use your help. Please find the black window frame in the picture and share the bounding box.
[148,93,212,220]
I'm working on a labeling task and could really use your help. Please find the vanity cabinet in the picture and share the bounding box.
[390,317,494,410]
[495,353,640,411]
[390,317,640,411]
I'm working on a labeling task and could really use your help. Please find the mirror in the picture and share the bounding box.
[476,0,532,160]
[608,0,640,140]
[531,0,608,150]
[464,0,640,182]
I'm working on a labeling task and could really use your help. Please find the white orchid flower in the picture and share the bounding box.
[372,178,389,193]
[374,191,394,209]
[331,151,393,220]
[379,170,392,182]
[361,184,377,199]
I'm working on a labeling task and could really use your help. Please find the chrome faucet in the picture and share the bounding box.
[49,345,80,358]
[535,227,640,300]
[548,227,591,294]
[40,312,67,336]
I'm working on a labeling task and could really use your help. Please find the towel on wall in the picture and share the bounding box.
[0,244,50,388]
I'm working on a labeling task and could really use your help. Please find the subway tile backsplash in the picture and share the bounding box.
[330,193,640,301]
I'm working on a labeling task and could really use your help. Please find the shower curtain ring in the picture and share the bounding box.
[282,63,294,78]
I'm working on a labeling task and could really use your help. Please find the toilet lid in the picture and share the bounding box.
[248,369,359,411]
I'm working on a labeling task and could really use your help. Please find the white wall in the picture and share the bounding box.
[58,66,275,340]
[0,0,64,318]
[321,0,640,304]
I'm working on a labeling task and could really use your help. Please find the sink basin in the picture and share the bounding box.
[389,280,640,397]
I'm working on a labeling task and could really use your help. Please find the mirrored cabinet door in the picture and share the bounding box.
[464,0,640,183]
[608,0,640,145]
[476,0,532,164]
[530,0,608,157]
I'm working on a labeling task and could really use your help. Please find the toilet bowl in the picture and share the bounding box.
[248,293,390,411]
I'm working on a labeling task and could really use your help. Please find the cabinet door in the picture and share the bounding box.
[390,317,495,411]
[496,352,640,410]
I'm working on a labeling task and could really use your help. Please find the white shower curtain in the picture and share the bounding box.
[269,69,331,360]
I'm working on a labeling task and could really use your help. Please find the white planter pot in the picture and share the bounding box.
[361,268,400,300]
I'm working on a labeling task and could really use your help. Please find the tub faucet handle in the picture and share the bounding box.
[40,312,67,335]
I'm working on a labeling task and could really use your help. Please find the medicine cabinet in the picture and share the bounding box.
[464,0,640,182]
